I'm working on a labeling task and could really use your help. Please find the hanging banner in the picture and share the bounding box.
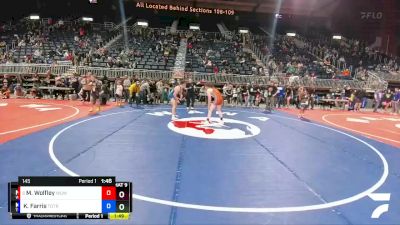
[135,2,235,16]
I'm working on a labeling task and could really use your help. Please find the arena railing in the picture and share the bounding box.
[365,71,391,90]
[273,74,366,90]
[369,71,400,83]
[0,64,370,89]
[0,64,71,75]
[184,72,270,85]
[75,66,174,80]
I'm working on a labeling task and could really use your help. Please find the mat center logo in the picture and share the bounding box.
[167,117,261,139]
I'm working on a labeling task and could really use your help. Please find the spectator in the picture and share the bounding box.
[14,84,25,98]
[139,80,150,105]
[264,85,275,112]
[392,88,400,115]
[89,75,102,112]
[115,79,124,106]
[185,79,195,110]
[122,76,131,103]
[128,80,140,107]
[1,85,10,99]
[381,90,393,113]
[373,90,382,113]
[80,73,92,103]
[247,84,257,107]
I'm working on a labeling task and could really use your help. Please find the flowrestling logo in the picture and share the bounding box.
[167,117,261,139]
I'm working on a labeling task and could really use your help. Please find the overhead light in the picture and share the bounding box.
[333,35,342,40]
[29,15,40,20]
[275,14,282,19]
[82,17,93,22]
[136,20,149,27]
[239,28,249,34]
[286,32,296,37]
[189,24,200,30]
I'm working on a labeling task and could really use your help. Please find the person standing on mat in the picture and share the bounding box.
[115,79,124,107]
[298,86,309,119]
[169,80,185,120]
[185,79,195,111]
[205,83,224,125]
[89,75,102,113]
[80,73,92,103]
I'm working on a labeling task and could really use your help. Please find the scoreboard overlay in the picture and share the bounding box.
[8,177,132,220]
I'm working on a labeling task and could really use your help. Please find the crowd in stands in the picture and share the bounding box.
[252,31,400,81]
[0,18,119,65]
[97,28,179,70]
[186,32,264,75]
[0,17,398,81]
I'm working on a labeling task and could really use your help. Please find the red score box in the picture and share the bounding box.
[102,186,116,200]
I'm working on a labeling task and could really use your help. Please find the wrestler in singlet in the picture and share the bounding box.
[170,80,185,120]
[205,83,224,125]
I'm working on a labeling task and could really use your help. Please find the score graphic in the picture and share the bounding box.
[8,177,132,220]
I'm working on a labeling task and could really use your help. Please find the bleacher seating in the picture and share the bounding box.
[185,34,260,75]
[0,17,397,91]
[101,30,178,71]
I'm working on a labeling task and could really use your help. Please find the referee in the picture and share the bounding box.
[186,79,196,111]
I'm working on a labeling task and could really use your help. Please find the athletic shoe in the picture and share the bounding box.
[203,119,211,125]
[219,120,224,125]
[190,107,194,110]
[186,107,190,111]
[171,115,178,120]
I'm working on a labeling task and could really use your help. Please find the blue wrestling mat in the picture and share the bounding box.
[1,105,399,225]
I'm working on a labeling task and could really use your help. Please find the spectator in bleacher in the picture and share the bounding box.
[213,65,219,75]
